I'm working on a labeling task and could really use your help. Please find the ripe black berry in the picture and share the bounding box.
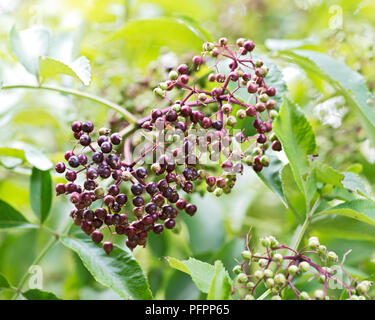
[116,193,128,205]
[110,133,122,145]
[55,162,66,173]
[153,224,164,234]
[100,142,112,153]
[102,242,114,255]
[80,134,91,146]
[185,203,197,216]
[164,218,176,229]
[131,183,143,195]
[71,121,82,132]
[136,167,148,179]
[82,121,94,133]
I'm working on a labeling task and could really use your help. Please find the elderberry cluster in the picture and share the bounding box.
[55,37,284,254]
[55,121,198,254]
[233,234,373,300]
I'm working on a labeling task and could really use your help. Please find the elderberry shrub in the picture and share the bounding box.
[55,38,283,254]
[233,234,373,300]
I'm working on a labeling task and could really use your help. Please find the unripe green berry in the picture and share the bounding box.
[269,133,278,142]
[308,236,320,249]
[260,236,271,247]
[159,82,168,90]
[198,93,207,101]
[300,292,310,300]
[226,116,237,127]
[260,155,270,167]
[232,265,242,275]
[214,188,223,197]
[258,259,268,268]
[357,281,372,294]
[255,59,263,67]
[254,270,264,280]
[327,251,338,262]
[270,110,278,119]
[153,87,165,98]
[99,127,110,135]
[122,171,132,181]
[288,265,299,276]
[244,294,254,300]
[273,253,283,263]
[169,70,179,80]
[245,155,253,166]
[236,109,246,119]
[272,295,281,300]
[266,278,275,288]
[318,245,327,255]
[252,147,262,156]
[259,94,269,103]
[94,187,105,198]
[274,273,286,286]
[264,269,274,278]
[299,261,310,273]
[314,289,325,300]
[241,250,252,260]
[237,273,248,284]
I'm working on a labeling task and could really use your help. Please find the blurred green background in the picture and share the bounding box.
[0,0,375,299]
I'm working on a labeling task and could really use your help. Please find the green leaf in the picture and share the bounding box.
[316,199,375,226]
[341,172,369,198]
[0,199,34,229]
[273,96,317,193]
[284,50,375,147]
[60,227,153,300]
[280,164,306,220]
[166,257,214,293]
[39,56,91,86]
[256,154,286,206]
[30,167,52,223]
[110,17,204,67]
[22,289,61,300]
[207,260,232,300]
[10,26,50,77]
[313,162,344,187]
[0,142,52,171]
[0,273,10,289]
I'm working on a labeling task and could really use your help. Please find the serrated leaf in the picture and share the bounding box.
[30,167,52,223]
[284,50,375,147]
[60,227,153,300]
[256,154,286,206]
[313,162,344,187]
[10,26,50,77]
[207,260,232,300]
[39,56,91,86]
[0,273,10,289]
[166,257,215,293]
[316,199,375,226]
[273,96,317,194]
[0,199,34,229]
[341,172,369,198]
[22,289,61,300]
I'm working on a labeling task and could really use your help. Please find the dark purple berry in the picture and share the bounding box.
[64,151,74,161]
[212,120,223,131]
[95,208,107,220]
[71,121,82,132]
[136,167,148,179]
[108,184,120,196]
[131,183,143,195]
[78,154,88,165]
[103,242,113,254]
[80,134,91,146]
[110,133,122,145]
[55,183,66,195]
[55,162,66,173]
[176,199,187,210]
[68,155,80,168]
[164,218,176,229]
[116,193,128,205]
[153,224,164,234]
[97,135,108,146]
[65,170,77,182]
[185,203,197,216]
[257,134,267,144]
[132,196,144,207]
[145,202,157,214]
[82,121,94,133]
[101,142,112,153]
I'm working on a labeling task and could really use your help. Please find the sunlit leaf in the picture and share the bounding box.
[10,26,50,77]
[0,273,10,289]
[0,199,34,229]
[22,289,61,300]
[166,257,214,293]
[39,56,91,86]
[207,260,232,300]
[30,167,52,223]
[274,96,317,194]
[60,227,153,300]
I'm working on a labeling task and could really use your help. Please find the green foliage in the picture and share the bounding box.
[207,261,232,300]
[0,199,33,229]
[22,289,61,300]
[29,167,52,224]
[60,227,153,300]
